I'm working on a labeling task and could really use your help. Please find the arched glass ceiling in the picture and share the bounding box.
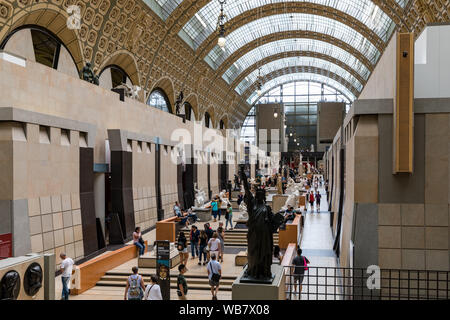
[247,73,356,104]
[145,0,183,21]
[180,0,395,51]
[205,13,381,70]
[235,56,363,95]
[223,38,371,85]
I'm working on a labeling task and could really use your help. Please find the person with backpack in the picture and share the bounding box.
[190,225,200,260]
[225,203,233,230]
[177,264,188,300]
[292,248,310,297]
[143,275,162,300]
[204,223,214,241]
[207,253,222,300]
[177,231,188,265]
[211,196,219,222]
[198,230,208,265]
[124,266,145,300]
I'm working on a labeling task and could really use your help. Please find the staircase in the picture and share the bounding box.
[96,271,236,291]
[179,229,279,247]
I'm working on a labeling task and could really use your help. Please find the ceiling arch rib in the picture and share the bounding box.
[178,0,397,50]
[193,2,389,56]
[203,13,381,72]
[251,79,352,108]
[215,31,374,78]
[222,39,370,87]
[234,56,363,95]
[243,69,357,104]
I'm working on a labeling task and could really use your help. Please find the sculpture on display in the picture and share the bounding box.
[0,270,20,300]
[219,190,231,207]
[238,201,248,220]
[114,83,141,100]
[239,165,284,282]
[24,263,43,296]
[280,189,300,212]
[81,62,99,85]
[194,184,207,208]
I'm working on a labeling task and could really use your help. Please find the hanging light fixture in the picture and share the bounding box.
[256,67,263,96]
[273,106,278,118]
[216,0,227,48]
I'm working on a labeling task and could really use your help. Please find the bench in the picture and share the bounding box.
[156,213,188,242]
[71,240,148,295]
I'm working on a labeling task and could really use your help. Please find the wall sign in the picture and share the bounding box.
[0,233,12,259]
[156,240,170,300]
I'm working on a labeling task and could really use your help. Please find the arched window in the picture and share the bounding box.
[220,120,225,130]
[99,65,132,90]
[183,102,193,121]
[204,112,211,128]
[147,89,172,113]
[0,25,78,77]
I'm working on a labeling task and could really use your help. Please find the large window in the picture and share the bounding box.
[240,106,256,145]
[147,89,172,113]
[204,112,211,128]
[241,81,350,150]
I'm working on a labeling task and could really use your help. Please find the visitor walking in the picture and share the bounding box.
[211,196,219,222]
[177,231,189,265]
[143,275,162,300]
[217,222,225,263]
[292,248,310,298]
[208,232,222,263]
[225,203,233,230]
[315,191,321,212]
[60,252,74,300]
[133,227,145,256]
[237,192,244,206]
[177,264,188,300]
[124,266,145,300]
[207,253,222,300]
[204,223,214,241]
[308,192,315,212]
[198,230,208,265]
[189,225,200,260]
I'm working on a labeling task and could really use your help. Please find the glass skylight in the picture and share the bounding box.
[222,38,370,85]
[204,13,381,70]
[247,73,356,104]
[181,0,395,50]
[235,56,363,95]
[142,0,183,21]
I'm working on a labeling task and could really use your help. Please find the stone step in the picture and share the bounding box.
[100,275,235,286]
[96,280,233,291]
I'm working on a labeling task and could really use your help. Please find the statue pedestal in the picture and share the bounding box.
[232,264,286,300]
[191,207,211,222]
[138,246,181,269]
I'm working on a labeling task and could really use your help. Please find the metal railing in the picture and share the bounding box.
[283,266,450,300]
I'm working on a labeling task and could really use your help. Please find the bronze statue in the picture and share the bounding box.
[239,165,283,281]
[0,270,20,300]
[24,263,43,296]
[81,62,99,86]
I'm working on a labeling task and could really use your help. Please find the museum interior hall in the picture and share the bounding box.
[1,0,450,302]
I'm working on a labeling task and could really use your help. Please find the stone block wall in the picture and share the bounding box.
[161,146,178,219]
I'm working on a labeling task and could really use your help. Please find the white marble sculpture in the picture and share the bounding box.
[219,189,231,207]
[194,184,207,208]
[238,201,248,220]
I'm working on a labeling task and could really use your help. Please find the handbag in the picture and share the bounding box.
[138,237,145,246]
[208,262,221,282]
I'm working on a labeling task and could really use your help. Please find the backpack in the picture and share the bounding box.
[177,237,185,251]
[128,275,142,300]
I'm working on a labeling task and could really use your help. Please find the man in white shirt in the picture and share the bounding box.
[60,253,74,300]
[207,254,222,300]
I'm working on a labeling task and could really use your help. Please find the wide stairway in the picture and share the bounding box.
[96,271,236,291]
[179,228,279,247]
